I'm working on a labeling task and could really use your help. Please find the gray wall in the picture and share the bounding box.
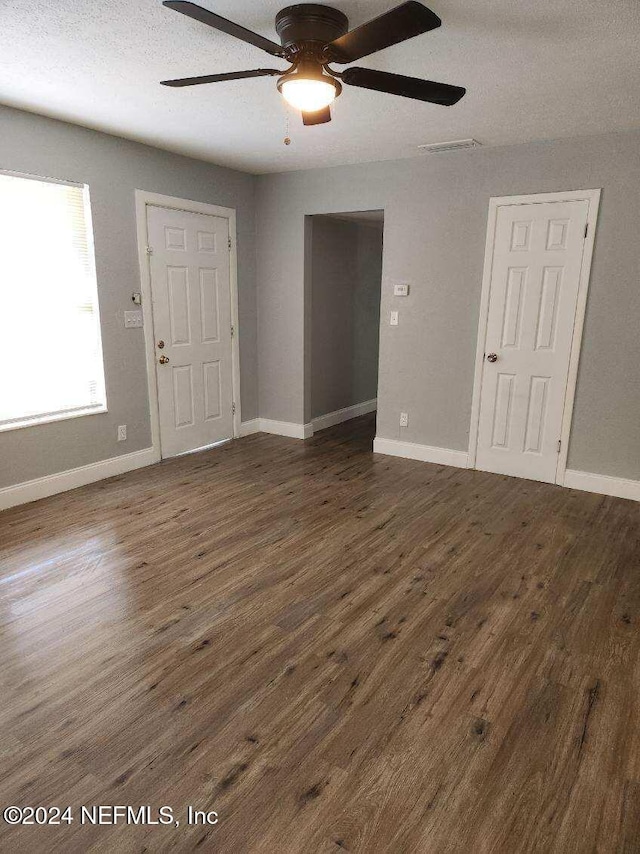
[310,216,382,420]
[256,130,640,480]
[2,106,638,489]
[0,105,257,489]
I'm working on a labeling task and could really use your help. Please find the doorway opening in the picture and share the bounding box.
[305,210,384,449]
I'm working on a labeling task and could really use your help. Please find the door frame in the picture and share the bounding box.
[134,190,241,461]
[467,188,601,485]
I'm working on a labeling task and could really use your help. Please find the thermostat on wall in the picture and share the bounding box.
[394,284,410,297]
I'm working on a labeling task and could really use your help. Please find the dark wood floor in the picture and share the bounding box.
[1,414,639,853]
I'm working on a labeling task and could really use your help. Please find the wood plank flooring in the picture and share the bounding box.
[1,414,639,853]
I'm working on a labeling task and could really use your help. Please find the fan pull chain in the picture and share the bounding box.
[284,110,291,146]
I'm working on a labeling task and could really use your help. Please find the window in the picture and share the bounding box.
[0,171,107,431]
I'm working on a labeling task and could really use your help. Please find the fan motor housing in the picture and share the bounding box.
[275,4,349,50]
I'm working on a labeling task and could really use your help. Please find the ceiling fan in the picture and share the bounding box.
[160,1,466,125]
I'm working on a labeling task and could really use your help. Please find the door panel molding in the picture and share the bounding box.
[135,190,241,460]
[468,189,601,485]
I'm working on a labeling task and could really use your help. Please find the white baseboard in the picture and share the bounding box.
[312,398,377,433]
[0,447,159,512]
[564,469,640,502]
[248,400,378,441]
[373,436,469,469]
[239,419,260,437]
[258,419,313,440]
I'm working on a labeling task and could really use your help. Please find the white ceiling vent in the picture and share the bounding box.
[418,139,481,154]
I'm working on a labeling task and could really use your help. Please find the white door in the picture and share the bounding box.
[147,205,234,458]
[475,198,590,483]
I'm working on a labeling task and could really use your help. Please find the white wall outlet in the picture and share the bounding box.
[390,310,399,326]
[400,412,409,427]
[124,310,143,328]
[117,425,127,442]
[394,284,410,297]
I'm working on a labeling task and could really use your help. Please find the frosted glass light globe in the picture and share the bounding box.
[281,78,337,112]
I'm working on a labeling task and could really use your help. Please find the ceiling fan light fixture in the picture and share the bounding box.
[277,62,341,112]
[280,77,337,111]
[161,2,466,126]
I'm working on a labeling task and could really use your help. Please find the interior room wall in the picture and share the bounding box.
[309,215,382,420]
[0,104,257,489]
[256,129,640,482]
[353,220,384,408]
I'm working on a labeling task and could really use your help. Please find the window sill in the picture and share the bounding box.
[0,405,108,434]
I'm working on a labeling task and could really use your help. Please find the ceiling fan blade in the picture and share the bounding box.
[326,2,440,63]
[163,1,285,57]
[302,106,332,126]
[161,68,281,87]
[342,67,465,105]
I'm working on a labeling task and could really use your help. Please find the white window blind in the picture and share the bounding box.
[0,172,107,430]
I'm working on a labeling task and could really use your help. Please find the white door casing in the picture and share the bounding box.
[147,204,234,458]
[470,191,600,484]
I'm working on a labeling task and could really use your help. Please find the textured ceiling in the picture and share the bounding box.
[1,0,640,174]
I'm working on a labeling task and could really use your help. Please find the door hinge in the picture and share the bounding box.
[146,245,153,255]
[584,222,589,239]
[557,439,562,454]
[232,402,236,415]
[230,324,235,338]
[228,236,232,250]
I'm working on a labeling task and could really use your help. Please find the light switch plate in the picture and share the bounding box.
[394,284,410,297]
[124,310,143,328]
[390,311,399,326]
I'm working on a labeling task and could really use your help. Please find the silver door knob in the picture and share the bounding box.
[487,353,498,363]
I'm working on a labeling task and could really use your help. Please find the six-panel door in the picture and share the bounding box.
[475,199,589,483]
[147,205,233,458]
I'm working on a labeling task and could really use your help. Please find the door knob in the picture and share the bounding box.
[159,355,170,364]
[486,353,498,363]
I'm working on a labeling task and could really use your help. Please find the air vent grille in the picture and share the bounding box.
[418,138,481,154]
